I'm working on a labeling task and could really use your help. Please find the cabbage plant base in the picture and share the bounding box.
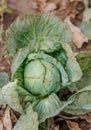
[1,13,91,130]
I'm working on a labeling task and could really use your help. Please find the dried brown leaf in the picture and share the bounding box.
[43,2,57,12]
[0,119,3,130]
[10,110,17,127]
[69,0,82,2]
[7,0,37,14]
[66,120,82,130]
[65,18,88,48]
[79,113,91,124]
[48,118,59,130]
[3,107,12,130]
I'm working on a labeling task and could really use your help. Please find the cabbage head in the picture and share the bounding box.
[24,53,61,96]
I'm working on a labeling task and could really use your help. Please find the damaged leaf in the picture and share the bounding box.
[3,107,12,130]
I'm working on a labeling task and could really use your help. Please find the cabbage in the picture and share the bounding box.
[24,55,61,96]
[0,13,83,129]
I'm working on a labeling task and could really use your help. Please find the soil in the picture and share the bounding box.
[0,0,91,130]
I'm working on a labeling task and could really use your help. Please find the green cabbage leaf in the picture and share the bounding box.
[6,14,72,57]
[2,80,23,114]
[13,103,38,130]
[63,85,91,115]
[0,72,9,104]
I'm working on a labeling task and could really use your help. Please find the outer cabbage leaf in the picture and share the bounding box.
[68,52,91,91]
[63,85,91,115]
[16,86,38,103]
[2,80,23,114]
[13,103,38,130]
[0,87,6,104]
[0,72,9,104]
[32,93,73,123]
[61,43,82,82]
[6,14,71,57]
[0,72,9,87]
[11,47,29,76]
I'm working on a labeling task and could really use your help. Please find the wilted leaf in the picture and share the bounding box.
[66,120,81,130]
[65,18,88,48]
[13,103,38,130]
[64,85,91,115]
[2,80,23,114]
[0,72,9,87]
[3,107,12,130]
